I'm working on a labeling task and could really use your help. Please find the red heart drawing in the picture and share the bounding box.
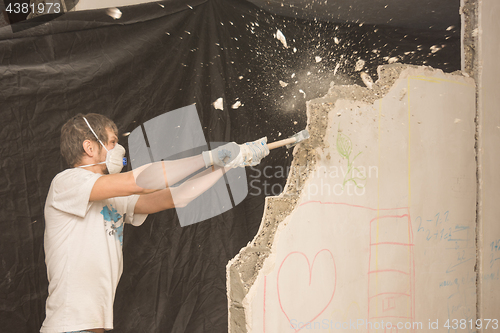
[277,249,337,332]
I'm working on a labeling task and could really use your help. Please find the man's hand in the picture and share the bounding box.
[202,142,240,168]
[202,137,269,168]
[228,137,269,167]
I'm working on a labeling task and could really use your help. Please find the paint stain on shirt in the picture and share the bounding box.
[101,205,124,246]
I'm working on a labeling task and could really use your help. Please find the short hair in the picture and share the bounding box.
[60,113,118,167]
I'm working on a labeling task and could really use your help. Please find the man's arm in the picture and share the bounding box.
[133,188,176,214]
[89,139,269,203]
[89,172,156,202]
[134,166,230,214]
[90,139,269,211]
[89,155,206,202]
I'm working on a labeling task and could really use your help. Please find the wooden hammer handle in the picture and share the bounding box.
[267,137,296,150]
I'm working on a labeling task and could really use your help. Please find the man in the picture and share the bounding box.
[41,113,268,333]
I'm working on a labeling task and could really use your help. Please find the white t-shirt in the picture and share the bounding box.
[40,168,148,333]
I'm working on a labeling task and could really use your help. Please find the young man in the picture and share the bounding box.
[41,113,268,333]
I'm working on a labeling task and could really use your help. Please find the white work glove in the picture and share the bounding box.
[227,137,269,167]
[202,137,270,168]
[202,142,241,168]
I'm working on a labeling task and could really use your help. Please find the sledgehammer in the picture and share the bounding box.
[267,129,310,150]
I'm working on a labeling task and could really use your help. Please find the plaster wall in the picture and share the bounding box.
[477,0,500,330]
[228,65,477,332]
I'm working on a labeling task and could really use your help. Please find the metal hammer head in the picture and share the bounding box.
[286,129,310,149]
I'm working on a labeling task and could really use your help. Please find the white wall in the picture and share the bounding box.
[228,65,477,332]
[478,0,500,331]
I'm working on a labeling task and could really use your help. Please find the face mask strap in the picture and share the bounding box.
[82,117,109,152]
[78,161,106,168]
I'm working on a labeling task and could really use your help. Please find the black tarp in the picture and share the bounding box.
[0,0,459,332]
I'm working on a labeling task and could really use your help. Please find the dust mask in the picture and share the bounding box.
[79,117,127,174]
[102,143,127,174]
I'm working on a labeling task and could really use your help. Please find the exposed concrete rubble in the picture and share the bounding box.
[461,0,478,76]
[227,64,476,333]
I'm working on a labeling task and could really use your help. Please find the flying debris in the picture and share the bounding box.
[388,57,399,64]
[334,37,340,44]
[279,80,289,87]
[106,8,122,19]
[213,98,224,110]
[333,62,341,76]
[360,72,374,89]
[315,56,322,63]
[430,45,443,53]
[354,59,365,72]
[299,89,306,98]
[275,29,288,48]
[232,101,242,109]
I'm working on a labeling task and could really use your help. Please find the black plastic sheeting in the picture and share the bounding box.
[0,1,460,332]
